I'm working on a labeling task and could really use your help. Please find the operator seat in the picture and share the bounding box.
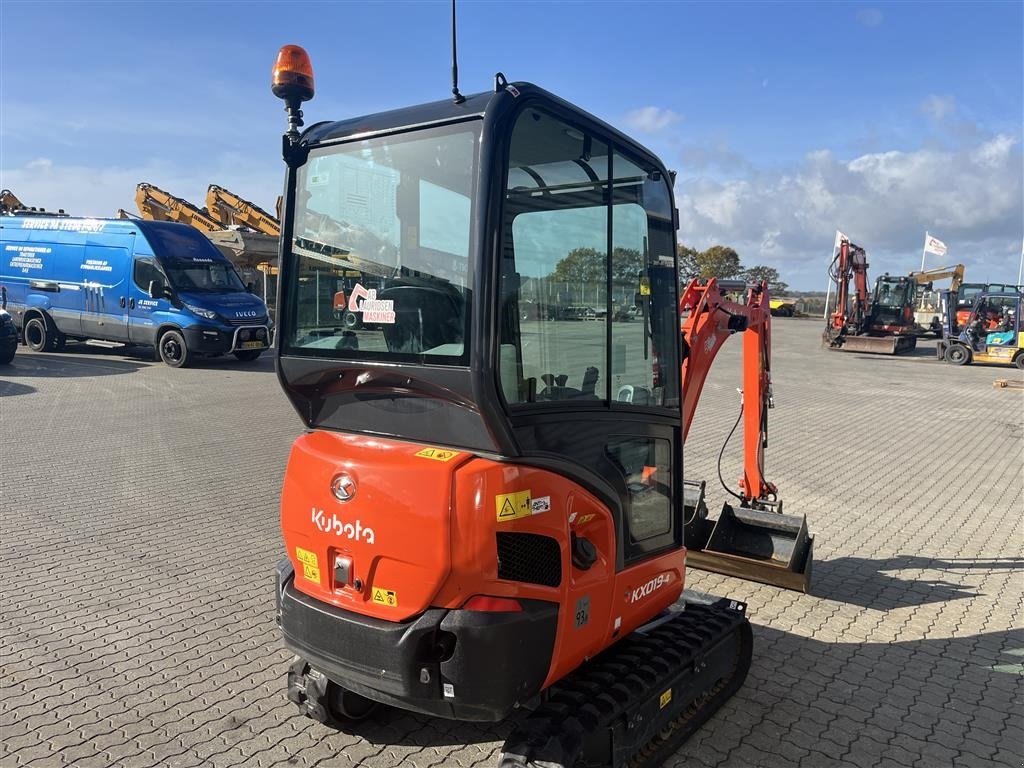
[378,284,464,355]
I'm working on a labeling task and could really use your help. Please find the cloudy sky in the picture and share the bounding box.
[2,1,1021,290]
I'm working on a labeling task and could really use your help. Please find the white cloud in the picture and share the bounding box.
[676,135,1023,288]
[856,8,883,27]
[920,94,956,120]
[624,107,681,134]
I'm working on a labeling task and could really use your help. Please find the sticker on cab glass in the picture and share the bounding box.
[415,447,460,462]
[371,586,399,607]
[496,490,533,521]
[295,547,320,583]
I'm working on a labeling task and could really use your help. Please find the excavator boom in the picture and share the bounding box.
[134,182,221,232]
[205,184,281,236]
[679,278,813,592]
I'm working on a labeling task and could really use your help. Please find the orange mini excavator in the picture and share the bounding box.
[269,45,812,767]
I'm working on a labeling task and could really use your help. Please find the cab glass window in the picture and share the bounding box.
[284,122,479,364]
[498,109,679,408]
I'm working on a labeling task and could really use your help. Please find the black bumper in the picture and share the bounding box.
[275,561,558,721]
[183,325,270,356]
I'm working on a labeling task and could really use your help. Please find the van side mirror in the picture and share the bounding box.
[246,281,255,294]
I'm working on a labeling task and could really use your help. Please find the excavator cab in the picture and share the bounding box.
[269,46,815,767]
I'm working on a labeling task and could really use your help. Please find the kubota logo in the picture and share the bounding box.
[627,571,673,604]
[311,507,375,544]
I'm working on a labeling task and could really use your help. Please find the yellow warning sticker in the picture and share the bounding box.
[659,688,672,709]
[371,586,399,607]
[415,447,460,462]
[639,276,652,296]
[495,490,532,522]
[296,547,318,568]
[296,548,320,583]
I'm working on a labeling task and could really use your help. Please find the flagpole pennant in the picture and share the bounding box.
[924,233,948,257]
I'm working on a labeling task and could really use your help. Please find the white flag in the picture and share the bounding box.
[924,234,947,257]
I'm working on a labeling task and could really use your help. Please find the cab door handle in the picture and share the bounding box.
[119,297,126,308]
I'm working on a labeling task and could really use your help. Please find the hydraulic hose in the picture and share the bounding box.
[717,400,746,502]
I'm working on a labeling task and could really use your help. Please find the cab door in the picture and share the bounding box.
[128,258,171,345]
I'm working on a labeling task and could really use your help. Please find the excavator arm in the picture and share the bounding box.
[679,277,812,591]
[134,182,221,232]
[680,277,775,503]
[911,263,965,293]
[1,189,25,214]
[205,184,281,236]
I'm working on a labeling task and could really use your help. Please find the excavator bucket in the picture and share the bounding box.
[821,331,917,355]
[683,481,813,592]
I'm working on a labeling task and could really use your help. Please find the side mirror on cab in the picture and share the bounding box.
[246,281,255,294]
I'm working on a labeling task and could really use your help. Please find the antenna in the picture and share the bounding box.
[451,0,465,104]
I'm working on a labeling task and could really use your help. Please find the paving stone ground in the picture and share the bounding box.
[1,319,1021,768]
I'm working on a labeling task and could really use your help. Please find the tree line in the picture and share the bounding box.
[549,245,789,295]
[677,244,788,294]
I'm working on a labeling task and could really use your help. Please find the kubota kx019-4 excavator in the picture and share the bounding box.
[823,236,917,354]
[269,45,811,768]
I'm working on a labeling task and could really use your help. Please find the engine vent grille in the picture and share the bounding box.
[496,533,562,588]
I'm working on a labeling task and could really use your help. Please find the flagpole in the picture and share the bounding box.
[920,231,928,272]
[824,231,840,320]
[1018,237,1023,287]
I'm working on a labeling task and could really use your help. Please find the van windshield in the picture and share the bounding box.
[162,258,247,293]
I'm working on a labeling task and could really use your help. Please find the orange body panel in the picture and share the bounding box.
[281,431,686,692]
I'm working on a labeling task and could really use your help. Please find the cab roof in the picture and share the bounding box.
[298,81,667,173]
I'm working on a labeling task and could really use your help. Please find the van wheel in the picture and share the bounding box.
[24,316,62,352]
[232,349,262,362]
[158,329,192,368]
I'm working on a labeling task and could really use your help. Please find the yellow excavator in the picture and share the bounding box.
[1,189,67,216]
[205,184,281,237]
[133,182,278,267]
[909,263,965,337]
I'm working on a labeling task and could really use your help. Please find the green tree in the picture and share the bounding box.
[677,243,699,283]
[695,245,743,279]
[552,247,605,284]
[743,265,789,294]
[611,247,643,286]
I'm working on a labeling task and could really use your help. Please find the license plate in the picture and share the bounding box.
[241,340,265,349]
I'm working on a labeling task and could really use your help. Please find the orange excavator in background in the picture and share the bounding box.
[205,184,282,237]
[822,235,917,354]
[268,45,813,768]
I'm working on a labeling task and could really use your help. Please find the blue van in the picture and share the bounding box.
[0,215,272,367]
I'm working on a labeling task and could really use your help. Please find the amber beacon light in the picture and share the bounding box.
[272,45,315,103]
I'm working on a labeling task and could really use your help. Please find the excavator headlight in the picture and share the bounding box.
[272,45,315,103]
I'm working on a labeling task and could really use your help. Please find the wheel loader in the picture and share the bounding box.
[269,45,812,767]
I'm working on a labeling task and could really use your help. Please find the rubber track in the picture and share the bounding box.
[498,600,752,768]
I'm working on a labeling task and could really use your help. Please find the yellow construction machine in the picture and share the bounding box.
[909,263,965,337]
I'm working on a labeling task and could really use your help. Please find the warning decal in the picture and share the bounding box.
[414,447,460,462]
[495,490,532,522]
[659,688,672,709]
[371,586,399,607]
[296,547,320,583]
